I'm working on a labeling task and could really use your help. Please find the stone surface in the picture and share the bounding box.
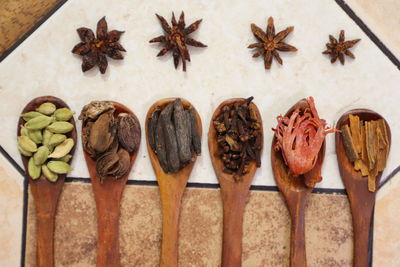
[25,182,353,266]
[0,155,24,266]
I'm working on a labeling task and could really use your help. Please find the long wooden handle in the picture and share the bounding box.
[351,201,374,267]
[221,194,246,267]
[288,194,308,267]
[160,191,184,267]
[96,204,121,267]
[35,213,56,267]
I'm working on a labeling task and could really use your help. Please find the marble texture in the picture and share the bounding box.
[25,182,353,266]
[373,172,400,266]
[345,0,400,59]
[0,0,399,188]
[0,155,24,267]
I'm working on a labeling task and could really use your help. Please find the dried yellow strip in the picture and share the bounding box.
[368,174,376,192]
[349,114,362,154]
[366,121,377,170]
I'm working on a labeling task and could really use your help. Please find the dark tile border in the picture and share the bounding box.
[335,0,400,70]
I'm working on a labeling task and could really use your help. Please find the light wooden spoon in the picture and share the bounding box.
[271,99,325,267]
[18,96,77,267]
[336,109,391,267]
[145,98,202,267]
[208,98,263,267]
[82,102,141,267]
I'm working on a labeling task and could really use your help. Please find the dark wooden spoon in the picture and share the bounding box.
[208,98,263,267]
[145,98,202,267]
[336,109,391,267]
[18,96,77,267]
[271,99,325,267]
[82,102,141,267]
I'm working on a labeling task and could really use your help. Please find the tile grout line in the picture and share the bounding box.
[334,0,400,70]
[0,0,69,62]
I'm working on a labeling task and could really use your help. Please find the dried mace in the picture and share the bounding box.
[322,30,360,65]
[149,12,207,71]
[72,17,126,74]
[248,17,297,70]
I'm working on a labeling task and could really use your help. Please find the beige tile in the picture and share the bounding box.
[26,183,352,266]
[345,0,400,58]
[373,172,400,266]
[0,154,24,266]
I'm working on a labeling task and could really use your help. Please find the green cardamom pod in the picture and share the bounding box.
[49,138,74,159]
[42,129,53,146]
[59,154,72,162]
[28,129,43,144]
[48,134,67,147]
[42,165,58,182]
[18,145,32,157]
[47,121,74,134]
[36,102,56,115]
[25,115,53,130]
[20,125,28,136]
[28,157,41,179]
[18,136,37,153]
[21,111,43,121]
[33,146,49,165]
[54,108,74,121]
[47,161,73,174]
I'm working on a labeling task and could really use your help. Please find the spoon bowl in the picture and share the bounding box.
[145,98,202,267]
[208,98,263,267]
[336,109,391,267]
[18,96,77,267]
[271,98,325,267]
[82,101,141,267]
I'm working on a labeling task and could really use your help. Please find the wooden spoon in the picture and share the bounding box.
[145,98,202,267]
[271,99,326,267]
[336,109,391,267]
[208,98,263,267]
[18,96,77,267]
[82,102,141,267]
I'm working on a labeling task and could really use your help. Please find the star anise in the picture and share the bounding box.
[149,12,207,72]
[72,17,126,74]
[322,30,360,65]
[248,17,297,70]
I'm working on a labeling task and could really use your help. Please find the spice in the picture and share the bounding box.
[72,17,126,74]
[148,98,201,173]
[322,30,360,65]
[18,102,75,182]
[272,97,335,187]
[341,115,389,192]
[79,101,140,181]
[149,12,207,71]
[213,97,262,181]
[248,17,297,70]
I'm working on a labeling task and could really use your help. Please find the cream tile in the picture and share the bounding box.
[373,172,400,266]
[345,0,400,59]
[0,154,24,266]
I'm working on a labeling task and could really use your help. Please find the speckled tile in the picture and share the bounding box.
[373,173,400,266]
[25,183,352,266]
[0,154,24,266]
[0,0,61,57]
[345,0,400,59]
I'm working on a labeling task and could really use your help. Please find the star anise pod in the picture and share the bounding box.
[72,17,126,74]
[248,17,297,70]
[322,30,360,65]
[149,12,207,72]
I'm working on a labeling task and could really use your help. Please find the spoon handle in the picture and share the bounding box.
[348,193,375,267]
[96,202,121,267]
[288,193,308,267]
[159,185,185,267]
[30,179,64,267]
[221,191,247,267]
